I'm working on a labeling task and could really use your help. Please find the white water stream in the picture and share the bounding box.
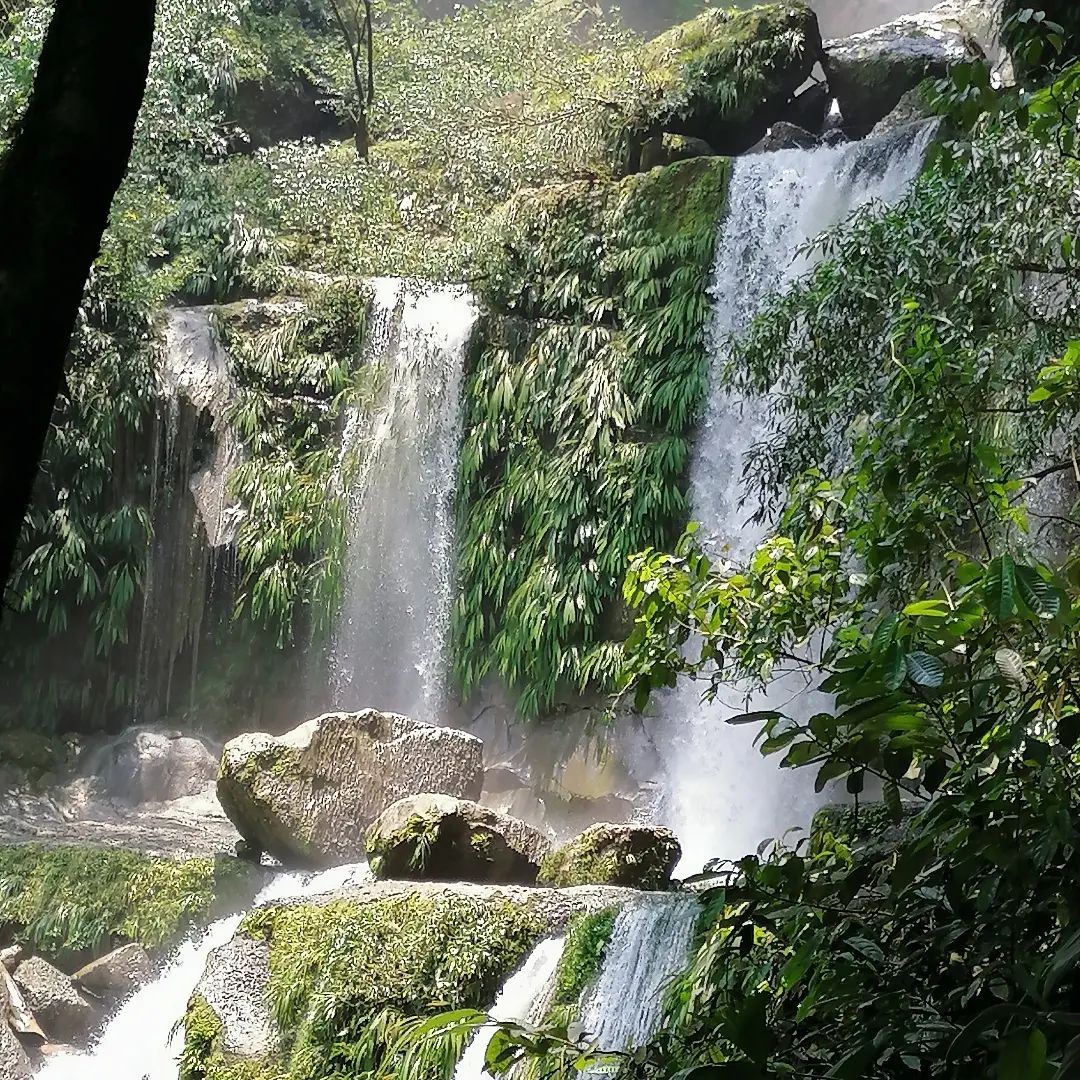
[579,896,699,1054]
[37,863,371,1080]
[329,279,477,724]
[655,126,936,875]
[453,936,566,1080]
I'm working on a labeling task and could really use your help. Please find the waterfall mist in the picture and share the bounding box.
[653,126,937,875]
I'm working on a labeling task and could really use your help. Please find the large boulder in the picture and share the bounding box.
[12,959,94,1045]
[217,711,485,867]
[538,823,682,890]
[365,794,550,885]
[633,3,823,159]
[72,944,152,1001]
[823,2,986,136]
[181,878,635,1079]
[0,1022,30,1080]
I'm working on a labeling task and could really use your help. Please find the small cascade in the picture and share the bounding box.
[579,896,698,1054]
[453,937,566,1080]
[38,863,372,1080]
[656,125,937,874]
[330,279,478,723]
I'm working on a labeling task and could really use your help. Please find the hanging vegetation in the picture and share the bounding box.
[453,156,729,716]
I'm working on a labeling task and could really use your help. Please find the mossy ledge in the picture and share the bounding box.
[0,843,266,959]
[183,882,635,1080]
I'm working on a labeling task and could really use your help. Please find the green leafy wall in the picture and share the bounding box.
[454,156,729,716]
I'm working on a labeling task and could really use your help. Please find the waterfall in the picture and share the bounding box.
[329,279,477,724]
[37,863,372,1080]
[578,896,698,1053]
[453,937,566,1080]
[656,126,936,875]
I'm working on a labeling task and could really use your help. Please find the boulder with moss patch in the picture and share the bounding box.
[539,824,681,890]
[632,3,823,160]
[217,711,485,867]
[182,880,631,1080]
[365,793,550,884]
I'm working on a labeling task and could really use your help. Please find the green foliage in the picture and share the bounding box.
[181,995,289,1080]
[0,845,261,955]
[221,281,372,645]
[552,907,618,1006]
[454,157,729,715]
[230,892,544,1080]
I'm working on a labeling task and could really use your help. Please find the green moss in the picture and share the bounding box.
[810,802,918,857]
[180,994,288,1080]
[538,825,681,890]
[0,844,264,956]
[640,3,821,139]
[0,729,65,775]
[455,158,730,716]
[238,892,545,1080]
[551,907,619,1006]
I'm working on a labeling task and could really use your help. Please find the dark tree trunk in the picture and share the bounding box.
[0,0,157,588]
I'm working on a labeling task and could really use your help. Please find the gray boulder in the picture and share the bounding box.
[73,944,152,1000]
[365,793,550,885]
[0,1022,30,1080]
[538,823,682,890]
[824,2,985,135]
[12,958,94,1044]
[748,120,821,155]
[217,711,485,867]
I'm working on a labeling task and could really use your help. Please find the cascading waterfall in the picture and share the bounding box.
[579,896,698,1053]
[453,937,566,1080]
[38,863,372,1080]
[656,125,937,874]
[329,279,477,723]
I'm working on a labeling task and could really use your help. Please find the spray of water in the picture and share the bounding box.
[579,896,698,1054]
[329,280,477,724]
[656,127,936,874]
[38,863,372,1080]
[453,937,566,1080]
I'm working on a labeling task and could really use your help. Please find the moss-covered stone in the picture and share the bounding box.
[634,3,823,157]
[551,907,618,1006]
[364,794,549,885]
[0,844,265,959]
[538,824,681,890]
[0,729,66,778]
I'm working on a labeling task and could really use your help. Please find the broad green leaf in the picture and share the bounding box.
[905,651,946,688]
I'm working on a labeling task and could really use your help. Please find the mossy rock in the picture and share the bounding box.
[633,3,823,157]
[365,793,550,885]
[0,729,66,778]
[538,824,681,890]
[0,843,266,962]
[184,886,553,1080]
[217,711,485,867]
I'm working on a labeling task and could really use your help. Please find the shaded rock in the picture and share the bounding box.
[872,81,937,136]
[781,80,831,134]
[218,711,484,867]
[73,944,152,1000]
[0,950,21,976]
[366,793,550,885]
[1,968,42,1042]
[12,959,94,1044]
[823,3,984,136]
[748,120,821,154]
[638,133,715,170]
[539,823,682,890]
[633,3,823,159]
[0,1022,30,1080]
[227,74,347,152]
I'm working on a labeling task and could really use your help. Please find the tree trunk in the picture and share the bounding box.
[0,0,157,588]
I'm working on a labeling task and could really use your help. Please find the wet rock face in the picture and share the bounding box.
[217,711,485,867]
[366,794,551,885]
[12,959,95,1046]
[539,823,683,890]
[823,1,986,136]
